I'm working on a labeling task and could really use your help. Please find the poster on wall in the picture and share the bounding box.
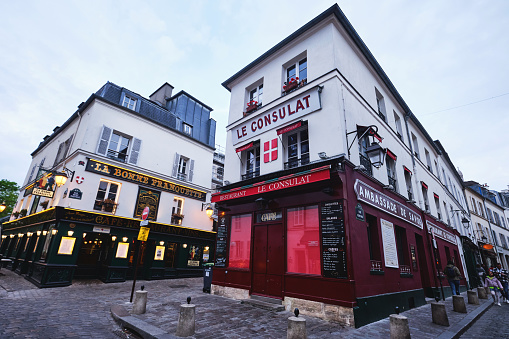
[187,245,201,267]
[133,187,161,221]
[381,219,399,268]
[154,245,165,260]
[320,200,347,279]
[57,236,76,255]
[115,242,130,258]
[215,216,228,267]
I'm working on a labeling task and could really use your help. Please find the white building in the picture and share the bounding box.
[1,81,218,287]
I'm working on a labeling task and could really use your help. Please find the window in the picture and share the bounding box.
[358,134,373,175]
[53,135,73,166]
[122,95,137,110]
[424,149,432,173]
[494,212,501,226]
[393,111,403,140]
[422,185,429,212]
[395,226,409,265]
[375,88,386,121]
[411,133,419,159]
[285,128,309,169]
[366,214,381,262]
[500,234,508,249]
[93,180,120,213]
[404,169,413,200]
[287,205,320,275]
[442,168,446,185]
[172,153,195,182]
[249,84,263,106]
[435,161,440,179]
[434,196,441,220]
[386,156,397,192]
[229,214,252,269]
[96,126,142,165]
[172,198,184,225]
[183,123,192,136]
[242,146,260,180]
[477,201,484,218]
[286,58,307,85]
[470,197,478,214]
[444,202,450,225]
[108,132,130,163]
[493,230,499,246]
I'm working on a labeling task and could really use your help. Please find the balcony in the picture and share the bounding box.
[284,156,310,170]
[107,149,128,163]
[359,154,373,176]
[242,169,260,181]
[177,173,187,181]
[388,176,397,190]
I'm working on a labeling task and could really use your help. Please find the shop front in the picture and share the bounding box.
[210,157,463,327]
[0,207,215,288]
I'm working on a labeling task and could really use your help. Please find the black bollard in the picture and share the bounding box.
[187,296,191,304]
[395,306,400,315]
[294,308,299,317]
[141,285,145,291]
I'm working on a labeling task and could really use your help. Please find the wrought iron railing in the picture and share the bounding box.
[177,173,187,181]
[407,190,413,201]
[370,260,383,271]
[284,156,310,170]
[242,169,260,180]
[107,149,128,163]
[388,176,397,189]
[359,154,373,176]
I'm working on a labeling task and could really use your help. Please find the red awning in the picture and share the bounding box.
[433,193,439,199]
[357,125,383,143]
[277,120,303,135]
[404,166,412,175]
[386,149,397,161]
[421,181,428,190]
[236,142,254,153]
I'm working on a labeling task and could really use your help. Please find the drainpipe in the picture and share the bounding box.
[404,111,423,210]
[341,83,350,161]
[481,196,499,264]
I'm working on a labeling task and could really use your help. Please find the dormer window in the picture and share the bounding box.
[122,95,137,110]
[183,123,193,136]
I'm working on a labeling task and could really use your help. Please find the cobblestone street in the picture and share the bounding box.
[460,301,509,338]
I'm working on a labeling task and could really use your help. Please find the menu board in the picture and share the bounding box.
[321,200,347,278]
[215,215,228,267]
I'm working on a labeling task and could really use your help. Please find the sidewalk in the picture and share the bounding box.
[112,278,493,339]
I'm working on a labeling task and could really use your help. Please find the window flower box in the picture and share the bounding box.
[283,77,299,93]
[99,199,118,213]
[245,100,258,114]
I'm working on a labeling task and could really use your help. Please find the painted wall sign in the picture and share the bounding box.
[133,187,160,221]
[381,219,399,268]
[232,87,321,145]
[426,220,457,245]
[212,165,330,203]
[215,216,228,267]
[85,159,206,201]
[93,226,111,234]
[355,203,365,221]
[32,175,57,198]
[354,179,423,229]
[69,188,83,200]
[320,200,347,279]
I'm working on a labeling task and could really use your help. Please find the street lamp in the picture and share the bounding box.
[0,202,6,213]
[53,167,76,186]
[201,203,214,219]
[365,142,385,168]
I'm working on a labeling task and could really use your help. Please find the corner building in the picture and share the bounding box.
[1,82,217,287]
[211,5,468,327]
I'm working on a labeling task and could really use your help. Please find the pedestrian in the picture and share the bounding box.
[444,260,461,296]
[485,270,503,306]
[476,264,486,287]
[493,263,509,303]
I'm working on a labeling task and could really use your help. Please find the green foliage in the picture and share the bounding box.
[0,179,20,218]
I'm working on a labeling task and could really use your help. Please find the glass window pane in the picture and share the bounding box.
[287,65,296,82]
[299,58,307,80]
[287,205,320,274]
[229,214,252,269]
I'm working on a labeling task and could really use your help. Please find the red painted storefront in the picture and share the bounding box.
[211,157,465,327]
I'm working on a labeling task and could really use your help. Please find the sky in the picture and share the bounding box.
[1,0,508,191]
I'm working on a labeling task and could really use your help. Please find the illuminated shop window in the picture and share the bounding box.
[228,214,252,269]
[287,205,320,275]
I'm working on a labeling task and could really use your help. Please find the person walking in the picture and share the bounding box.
[485,270,504,306]
[493,263,509,303]
[476,264,486,287]
[444,260,461,296]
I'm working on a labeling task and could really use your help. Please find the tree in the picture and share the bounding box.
[0,179,20,218]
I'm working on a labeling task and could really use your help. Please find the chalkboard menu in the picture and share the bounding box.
[215,215,228,267]
[321,200,347,278]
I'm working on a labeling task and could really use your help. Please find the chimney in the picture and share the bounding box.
[149,82,174,106]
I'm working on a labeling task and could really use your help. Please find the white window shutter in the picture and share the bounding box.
[27,165,37,183]
[172,153,180,177]
[128,138,142,165]
[188,159,195,182]
[96,125,113,156]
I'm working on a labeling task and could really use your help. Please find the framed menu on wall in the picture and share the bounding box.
[321,200,347,279]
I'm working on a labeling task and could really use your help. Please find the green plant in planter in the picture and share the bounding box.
[12,211,20,218]
[19,209,28,217]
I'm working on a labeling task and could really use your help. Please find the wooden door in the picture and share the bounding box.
[252,223,284,298]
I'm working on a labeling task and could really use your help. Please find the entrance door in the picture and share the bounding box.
[252,223,284,298]
[415,234,431,295]
[75,233,111,278]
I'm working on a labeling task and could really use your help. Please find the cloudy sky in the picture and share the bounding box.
[1,0,508,191]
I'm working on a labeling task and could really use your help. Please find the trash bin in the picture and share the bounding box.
[203,263,214,293]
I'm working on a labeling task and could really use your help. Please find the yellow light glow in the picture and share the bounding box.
[206,206,214,218]
[54,172,68,186]
[83,233,87,238]
[0,202,6,213]
[122,237,128,242]
[37,231,41,236]
[51,229,57,235]
[112,236,117,242]
[42,230,48,236]
[159,241,165,246]
[67,230,74,237]
[10,234,15,238]
[183,243,188,248]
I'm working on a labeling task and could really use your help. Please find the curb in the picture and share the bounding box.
[435,299,493,339]
[111,304,178,339]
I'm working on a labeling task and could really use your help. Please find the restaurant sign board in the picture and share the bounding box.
[426,220,457,245]
[354,179,423,229]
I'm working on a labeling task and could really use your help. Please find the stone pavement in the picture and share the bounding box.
[0,267,495,338]
[459,300,509,338]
